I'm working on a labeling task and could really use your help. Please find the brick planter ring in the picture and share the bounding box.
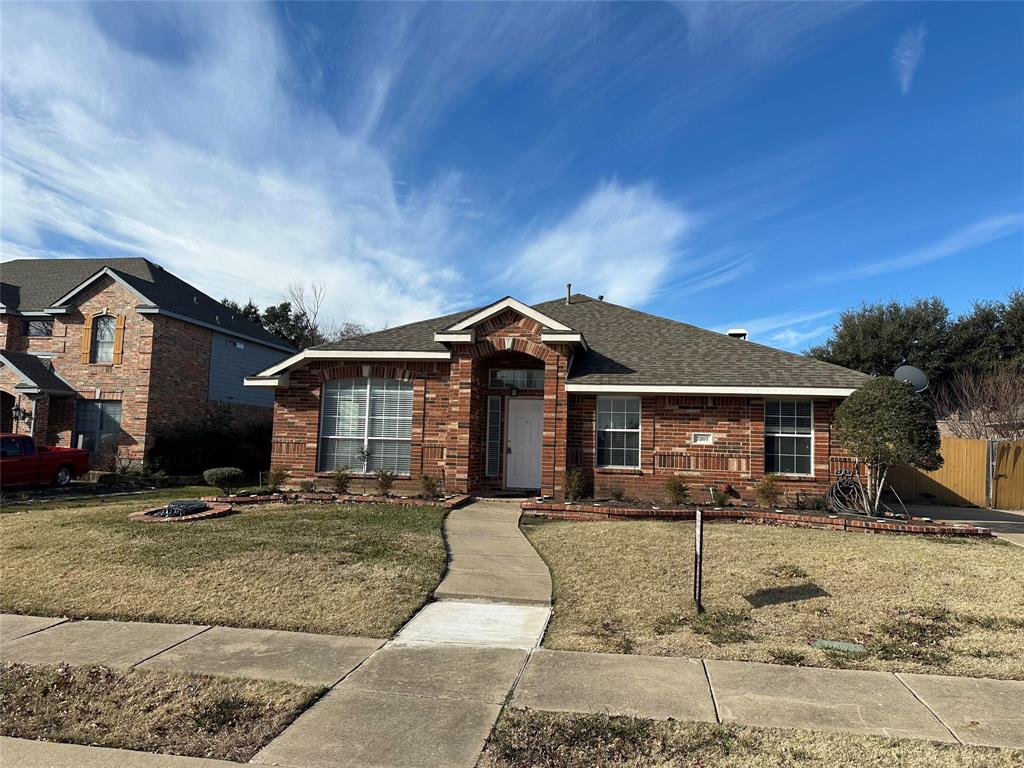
[128,502,233,523]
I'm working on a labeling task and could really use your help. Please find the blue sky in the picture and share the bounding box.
[2,2,1022,350]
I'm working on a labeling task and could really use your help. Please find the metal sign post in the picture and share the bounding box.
[693,508,704,613]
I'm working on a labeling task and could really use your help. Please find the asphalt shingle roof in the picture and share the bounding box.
[1,258,293,351]
[0,350,77,395]
[312,294,868,390]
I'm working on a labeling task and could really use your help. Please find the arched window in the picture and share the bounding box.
[91,315,116,363]
[319,378,412,474]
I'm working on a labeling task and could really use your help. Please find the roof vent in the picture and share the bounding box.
[193,296,199,304]
[727,328,748,340]
[566,283,572,305]
[598,295,604,301]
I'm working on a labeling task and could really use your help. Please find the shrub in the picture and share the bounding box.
[330,468,351,495]
[265,468,289,492]
[419,474,441,499]
[755,473,784,508]
[564,469,589,502]
[298,479,316,492]
[149,408,271,476]
[665,476,690,505]
[710,487,730,507]
[609,486,625,502]
[203,467,244,494]
[374,469,398,496]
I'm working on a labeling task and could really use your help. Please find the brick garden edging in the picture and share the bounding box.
[199,492,473,510]
[128,502,233,522]
[521,500,993,538]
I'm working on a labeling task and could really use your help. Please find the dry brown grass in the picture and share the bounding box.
[1,496,447,637]
[524,519,1024,679]
[0,662,322,761]
[480,709,1024,768]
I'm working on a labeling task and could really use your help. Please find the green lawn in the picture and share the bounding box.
[1,490,447,637]
[524,518,1024,680]
[0,662,322,762]
[480,709,1023,768]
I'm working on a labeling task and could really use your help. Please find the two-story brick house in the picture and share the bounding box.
[1,258,293,465]
[245,292,867,502]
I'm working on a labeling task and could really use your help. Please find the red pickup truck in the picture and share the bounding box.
[1,434,91,488]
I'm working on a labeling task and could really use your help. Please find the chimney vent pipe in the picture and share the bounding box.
[566,283,572,305]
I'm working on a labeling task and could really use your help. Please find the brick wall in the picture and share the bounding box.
[569,393,850,504]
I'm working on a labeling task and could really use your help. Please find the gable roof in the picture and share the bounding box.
[258,294,866,393]
[0,351,77,395]
[1,258,294,352]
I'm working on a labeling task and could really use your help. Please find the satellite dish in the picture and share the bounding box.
[894,365,929,393]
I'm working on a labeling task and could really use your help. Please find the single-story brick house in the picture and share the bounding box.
[245,293,868,501]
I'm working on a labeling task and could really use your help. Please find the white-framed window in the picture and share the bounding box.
[764,400,813,475]
[91,315,116,363]
[596,396,640,468]
[319,378,413,474]
[486,395,502,477]
[73,400,122,454]
[490,369,544,390]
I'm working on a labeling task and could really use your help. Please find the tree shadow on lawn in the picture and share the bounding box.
[744,582,830,609]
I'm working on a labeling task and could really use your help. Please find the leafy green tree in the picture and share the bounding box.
[807,298,951,383]
[834,377,943,515]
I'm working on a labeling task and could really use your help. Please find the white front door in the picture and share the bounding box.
[505,398,543,489]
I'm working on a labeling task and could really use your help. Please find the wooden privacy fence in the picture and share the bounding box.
[888,437,1024,510]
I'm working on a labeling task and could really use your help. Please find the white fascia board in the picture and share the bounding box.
[565,384,857,397]
[540,332,588,350]
[447,297,573,332]
[23,309,68,316]
[134,307,294,353]
[51,267,154,307]
[257,349,452,377]
[433,331,475,343]
[244,374,289,387]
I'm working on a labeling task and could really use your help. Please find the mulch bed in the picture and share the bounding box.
[127,502,233,523]
[521,500,992,538]
[199,492,473,509]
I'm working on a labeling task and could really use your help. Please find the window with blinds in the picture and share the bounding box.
[319,378,413,474]
[486,395,502,477]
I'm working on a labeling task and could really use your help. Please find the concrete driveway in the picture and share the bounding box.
[906,504,1024,547]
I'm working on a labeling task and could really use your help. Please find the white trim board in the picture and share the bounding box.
[50,267,154,308]
[256,349,452,378]
[565,384,857,396]
[446,297,573,332]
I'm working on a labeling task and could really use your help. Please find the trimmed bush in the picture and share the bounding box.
[330,468,351,494]
[609,486,625,502]
[419,474,441,499]
[755,473,784,508]
[203,467,244,494]
[564,469,589,502]
[665,476,690,505]
[298,479,316,492]
[375,469,398,497]
[264,468,289,492]
[710,487,730,507]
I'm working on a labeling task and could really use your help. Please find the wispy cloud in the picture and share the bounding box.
[502,181,691,305]
[892,24,927,95]
[0,3,469,329]
[713,308,836,350]
[815,213,1024,285]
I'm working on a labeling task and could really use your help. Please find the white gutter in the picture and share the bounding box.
[256,348,452,378]
[564,384,857,396]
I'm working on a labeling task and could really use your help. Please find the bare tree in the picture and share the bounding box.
[933,367,1024,440]
[286,281,368,347]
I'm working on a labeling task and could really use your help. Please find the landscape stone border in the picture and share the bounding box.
[128,502,233,523]
[521,500,992,538]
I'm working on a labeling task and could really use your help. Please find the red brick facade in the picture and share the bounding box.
[1,275,274,464]
[268,307,852,502]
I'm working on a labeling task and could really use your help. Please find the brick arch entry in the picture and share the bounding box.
[1,391,14,433]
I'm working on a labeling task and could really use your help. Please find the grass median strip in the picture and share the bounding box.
[0,662,323,762]
[1,495,447,637]
[524,518,1024,679]
[479,709,1024,768]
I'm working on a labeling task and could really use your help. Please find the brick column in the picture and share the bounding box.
[541,346,570,499]
[446,352,474,493]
